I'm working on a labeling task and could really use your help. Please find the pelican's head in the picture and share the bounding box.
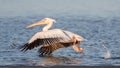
[26,18,56,28]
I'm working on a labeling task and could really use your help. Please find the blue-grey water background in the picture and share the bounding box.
[0,0,120,66]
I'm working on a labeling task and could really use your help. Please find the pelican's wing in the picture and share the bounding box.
[28,29,71,44]
[20,38,62,51]
[38,42,73,55]
[20,29,71,51]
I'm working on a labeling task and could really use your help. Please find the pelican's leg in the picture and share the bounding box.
[72,35,84,54]
[72,35,80,52]
[77,42,84,54]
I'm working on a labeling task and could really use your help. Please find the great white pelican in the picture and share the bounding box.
[20,18,85,56]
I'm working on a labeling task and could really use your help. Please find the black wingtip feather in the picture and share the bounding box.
[20,43,29,52]
[19,39,43,52]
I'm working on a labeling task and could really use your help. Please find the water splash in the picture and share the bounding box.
[101,44,111,59]
[86,43,111,59]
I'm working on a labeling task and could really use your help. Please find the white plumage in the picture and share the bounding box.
[20,18,85,56]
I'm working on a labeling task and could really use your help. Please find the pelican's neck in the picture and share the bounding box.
[42,22,53,31]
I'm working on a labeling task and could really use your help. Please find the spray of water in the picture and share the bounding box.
[101,44,111,59]
[86,43,111,59]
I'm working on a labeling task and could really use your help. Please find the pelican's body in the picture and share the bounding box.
[20,18,85,56]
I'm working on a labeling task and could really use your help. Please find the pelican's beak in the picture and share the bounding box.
[26,21,47,28]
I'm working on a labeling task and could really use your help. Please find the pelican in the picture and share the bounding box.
[20,18,85,56]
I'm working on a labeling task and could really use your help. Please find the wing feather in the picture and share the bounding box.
[20,38,62,51]
[38,42,73,56]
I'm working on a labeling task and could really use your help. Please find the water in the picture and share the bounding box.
[0,0,120,66]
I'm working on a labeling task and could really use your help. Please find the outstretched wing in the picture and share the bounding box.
[20,29,72,51]
[38,42,74,56]
[20,38,63,51]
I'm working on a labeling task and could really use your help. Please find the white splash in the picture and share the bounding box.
[86,43,111,59]
[102,44,111,59]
